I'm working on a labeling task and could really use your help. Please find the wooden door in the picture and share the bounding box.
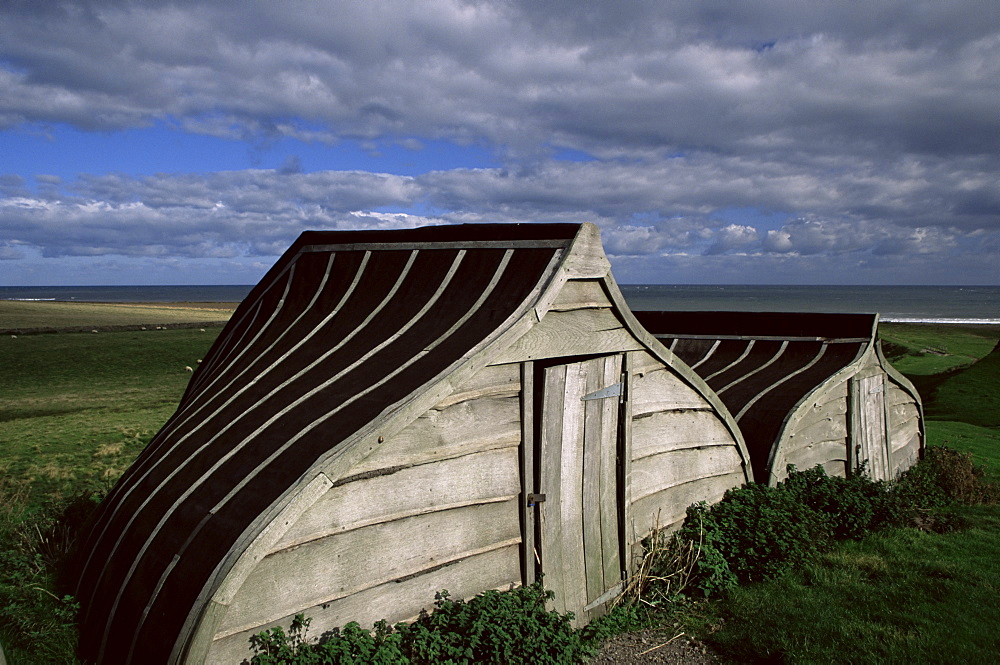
[855,373,891,480]
[537,355,623,624]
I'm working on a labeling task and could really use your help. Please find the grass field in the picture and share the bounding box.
[1,321,226,504]
[0,306,997,664]
[0,300,236,333]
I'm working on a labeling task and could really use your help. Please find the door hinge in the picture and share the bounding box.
[581,381,623,401]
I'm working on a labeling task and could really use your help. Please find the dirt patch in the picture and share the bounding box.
[590,629,723,664]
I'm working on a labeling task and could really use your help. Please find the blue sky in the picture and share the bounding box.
[2,1,999,286]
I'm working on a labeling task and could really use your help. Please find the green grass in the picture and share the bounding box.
[924,345,1000,427]
[925,421,1000,481]
[0,300,235,331]
[879,322,999,376]
[706,507,1000,664]
[0,328,222,504]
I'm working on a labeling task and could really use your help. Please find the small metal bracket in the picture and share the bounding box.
[527,493,546,507]
[583,581,624,612]
[581,381,623,401]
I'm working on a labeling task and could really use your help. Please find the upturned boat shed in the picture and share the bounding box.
[632,310,924,486]
[75,223,753,664]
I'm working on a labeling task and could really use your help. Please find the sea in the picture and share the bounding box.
[1,284,998,325]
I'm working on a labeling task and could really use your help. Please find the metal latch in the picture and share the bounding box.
[527,493,546,507]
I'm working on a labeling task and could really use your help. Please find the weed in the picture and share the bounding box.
[247,582,591,665]
[0,483,98,665]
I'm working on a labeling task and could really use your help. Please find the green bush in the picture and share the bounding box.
[678,482,830,591]
[780,464,896,540]
[248,582,591,665]
[660,449,999,600]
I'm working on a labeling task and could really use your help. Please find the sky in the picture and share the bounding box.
[1,1,999,286]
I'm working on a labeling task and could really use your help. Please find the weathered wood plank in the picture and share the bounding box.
[891,436,920,476]
[886,382,917,407]
[890,418,920,453]
[275,446,521,550]
[520,361,536,586]
[627,350,662,375]
[598,356,622,599]
[887,402,919,428]
[490,308,643,364]
[788,411,848,445]
[631,410,735,461]
[209,546,522,663]
[631,367,708,415]
[856,374,890,480]
[786,388,848,434]
[219,499,521,635]
[821,459,849,477]
[352,394,521,474]
[802,378,850,410]
[549,280,611,312]
[621,353,637,576]
[582,362,606,614]
[779,439,849,477]
[558,362,589,621]
[432,363,521,409]
[853,361,885,381]
[539,365,567,613]
[629,446,743,504]
[561,224,612,279]
[628,471,746,539]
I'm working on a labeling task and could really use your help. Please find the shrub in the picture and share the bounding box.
[678,482,830,593]
[248,582,589,665]
[780,465,893,540]
[647,449,998,601]
[916,446,999,506]
[249,614,404,664]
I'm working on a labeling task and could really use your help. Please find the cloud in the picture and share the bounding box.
[706,224,760,254]
[1,1,999,284]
